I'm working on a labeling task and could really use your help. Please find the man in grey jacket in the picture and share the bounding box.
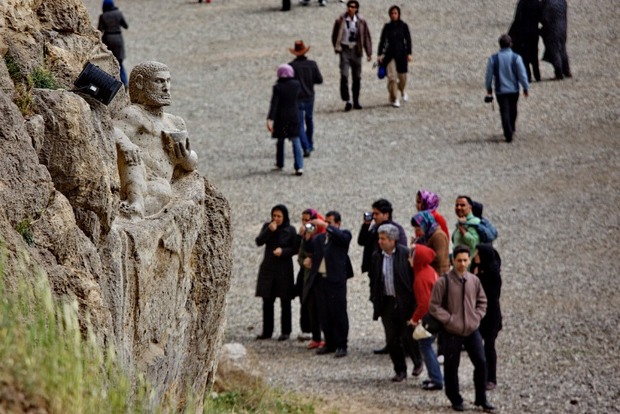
[430,245,494,412]
[331,0,372,111]
[485,34,529,143]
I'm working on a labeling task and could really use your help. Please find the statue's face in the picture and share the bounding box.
[140,70,171,107]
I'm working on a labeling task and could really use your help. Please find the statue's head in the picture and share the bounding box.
[128,61,171,107]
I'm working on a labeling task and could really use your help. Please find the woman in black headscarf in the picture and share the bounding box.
[98,0,129,85]
[471,243,503,391]
[255,204,299,341]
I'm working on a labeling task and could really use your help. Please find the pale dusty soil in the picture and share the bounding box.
[83,0,620,412]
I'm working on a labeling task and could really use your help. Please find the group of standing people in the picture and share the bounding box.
[255,191,503,412]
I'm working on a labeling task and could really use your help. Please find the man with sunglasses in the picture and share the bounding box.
[331,0,372,111]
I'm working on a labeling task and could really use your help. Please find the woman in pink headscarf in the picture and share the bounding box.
[415,189,449,240]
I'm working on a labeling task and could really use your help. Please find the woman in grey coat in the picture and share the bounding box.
[98,0,129,85]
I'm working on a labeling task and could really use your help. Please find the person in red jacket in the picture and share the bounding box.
[409,244,444,391]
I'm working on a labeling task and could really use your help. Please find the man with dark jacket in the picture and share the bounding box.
[331,0,372,111]
[369,224,423,382]
[289,40,323,157]
[305,211,353,358]
[358,198,407,354]
[429,245,494,412]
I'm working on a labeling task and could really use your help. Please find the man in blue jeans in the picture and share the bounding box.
[485,34,529,143]
[289,40,323,157]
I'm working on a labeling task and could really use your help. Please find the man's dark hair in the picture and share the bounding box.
[456,195,473,206]
[453,245,471,258]
[499,34,512,48]
[347,0,360,9]
[326,210,341,223]
[372,198,393,217]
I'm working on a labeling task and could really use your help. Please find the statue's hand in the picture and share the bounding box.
[174,138,190,160]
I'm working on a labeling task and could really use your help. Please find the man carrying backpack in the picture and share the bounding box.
[485,34,529,143]
[452,196,481,258]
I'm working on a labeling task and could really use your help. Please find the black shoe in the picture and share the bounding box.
[303,150,311,158]
[344,102,353,112]
[391,372,406,382]
[451,403,465,412]
[505,133,513,143]
[334,348,348,358]
[316,346,335,355]
[353,103,362,110]
[373,346,388,355]
[422,381,443,391]
[277,334,290,341]
[412,365,424,377]
[475,401,495,412]
[256,334,271,340]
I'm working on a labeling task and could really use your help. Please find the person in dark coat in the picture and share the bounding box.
[255,204,299,341]
[98,0,129,86]
[289,40,323,157]
[267,64,303,176]
[370,223,423,382]
[305,211,353,358]
[471,243,503,391]
[377,5,412,108]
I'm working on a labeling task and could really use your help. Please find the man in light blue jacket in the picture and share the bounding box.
[485,34,529,143]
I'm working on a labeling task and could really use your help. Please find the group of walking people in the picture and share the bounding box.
[254,191,503,412]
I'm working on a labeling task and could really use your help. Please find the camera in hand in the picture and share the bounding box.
[363,212,373,221]
[484,95,494,103]
[305,223,316,233]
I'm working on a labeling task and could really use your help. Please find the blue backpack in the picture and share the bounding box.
[470,200,498,243]
[474,218,498,243]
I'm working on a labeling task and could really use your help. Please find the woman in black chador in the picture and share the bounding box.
[471,243,503,391]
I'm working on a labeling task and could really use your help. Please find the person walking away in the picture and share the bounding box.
[331,0,372,111]
[471,244,503,391]
[485,34,529,143]
[429,245,494,412]
[409,244,443,391]
[377,5,412,108]
[267,64,304,175]
[255,204,299,341]
[98,0,129,86]
[289,40,323,157]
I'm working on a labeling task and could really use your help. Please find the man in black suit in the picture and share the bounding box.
[358,198,407,355]
[305,211,353,358]
[369,223,423,381]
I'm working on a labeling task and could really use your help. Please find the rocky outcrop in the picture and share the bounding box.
[0,0,232,410]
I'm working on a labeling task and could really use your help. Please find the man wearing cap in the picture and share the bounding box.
[289,40,323,157]
[331,0,372,111]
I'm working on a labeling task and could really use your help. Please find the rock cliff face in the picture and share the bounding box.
[0,0,232,409]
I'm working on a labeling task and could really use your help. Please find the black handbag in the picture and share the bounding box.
[420,274,449,335]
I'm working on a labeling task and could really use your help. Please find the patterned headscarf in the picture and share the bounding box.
[417,189,440,211]
[411,211,439,243]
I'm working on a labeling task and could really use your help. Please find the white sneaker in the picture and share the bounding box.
[402,92,409,102]
[391,99,400,108]
[437,354,444,364]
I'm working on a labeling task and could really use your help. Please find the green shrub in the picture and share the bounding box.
[30,66,58,90]
[15,218,34,246]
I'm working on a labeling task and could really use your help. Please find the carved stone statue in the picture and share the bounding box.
[114,61,198,217]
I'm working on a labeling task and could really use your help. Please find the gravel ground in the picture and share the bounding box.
[83,0,620,412]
